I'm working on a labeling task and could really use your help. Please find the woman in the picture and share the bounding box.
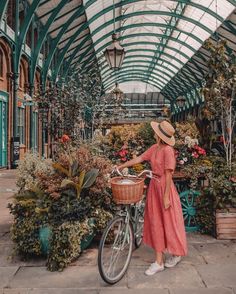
[117,120,187,276]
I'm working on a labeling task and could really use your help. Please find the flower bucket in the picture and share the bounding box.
[39,226,52,255]
[39,218,96,255]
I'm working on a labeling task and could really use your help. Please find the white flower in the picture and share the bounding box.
[183,157,188,162]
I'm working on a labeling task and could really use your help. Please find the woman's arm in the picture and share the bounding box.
[118,155,143,170]
[163,169,172,209]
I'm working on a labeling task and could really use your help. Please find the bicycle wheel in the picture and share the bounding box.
[98,216,133,284]
[134,199,145,248]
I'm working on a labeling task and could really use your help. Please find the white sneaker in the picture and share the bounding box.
[164,256,181,268]
[145,262,164,276]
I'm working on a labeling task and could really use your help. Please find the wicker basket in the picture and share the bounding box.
[110,177,145,204]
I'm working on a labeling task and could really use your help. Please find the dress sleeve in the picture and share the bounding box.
[140,145,156,162]
[164,146,176,171]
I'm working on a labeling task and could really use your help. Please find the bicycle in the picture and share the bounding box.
[97,168,159,284]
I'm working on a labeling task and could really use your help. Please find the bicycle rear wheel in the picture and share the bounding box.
[98,216,133,284]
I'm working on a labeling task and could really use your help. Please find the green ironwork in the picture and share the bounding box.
[0,91,8,167]
[105,76,175,100]
[104,72,180,97]
[60,1,222,81]
[64,32,199,82]
[15,0,41,72]
[30,0,70,85]
[41,6,86,87]
[146,1,189,82]
[179,190,200,232]
[104,71,171,92]
[0,0,9,23]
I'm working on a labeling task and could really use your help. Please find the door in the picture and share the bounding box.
[0,92,8,167]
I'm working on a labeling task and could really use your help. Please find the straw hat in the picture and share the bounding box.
[151,120,175,146]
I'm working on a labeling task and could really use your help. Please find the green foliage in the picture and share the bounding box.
[47,220,92,271]
[189,156,236,234]
[9,145,113,271]
[8,199,46,256]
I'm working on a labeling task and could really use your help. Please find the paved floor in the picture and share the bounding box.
[0,169,236,294]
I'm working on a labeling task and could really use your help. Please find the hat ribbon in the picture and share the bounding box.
[158,124,172,139]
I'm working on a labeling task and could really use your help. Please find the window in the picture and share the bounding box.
[17,107,25,144]
[0,50,3,77]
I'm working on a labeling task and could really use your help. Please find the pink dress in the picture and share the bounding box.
[141,144,187,256]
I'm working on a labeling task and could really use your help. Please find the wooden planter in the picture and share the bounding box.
[216,208,236,239]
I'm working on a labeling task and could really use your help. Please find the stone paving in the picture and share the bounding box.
[0,170,236,294]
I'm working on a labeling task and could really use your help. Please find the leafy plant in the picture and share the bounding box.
[202,40,236,168]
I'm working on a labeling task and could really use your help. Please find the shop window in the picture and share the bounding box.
[17,107,25,144]
[0,50,3,77]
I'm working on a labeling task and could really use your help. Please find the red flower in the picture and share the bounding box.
[61,134,70,143]
[121,157,127,162]
[192,151,199,158]
[118,149,128,157]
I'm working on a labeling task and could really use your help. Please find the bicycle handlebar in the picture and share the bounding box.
[113,167,158,180]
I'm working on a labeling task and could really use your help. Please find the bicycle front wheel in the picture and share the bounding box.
[98,216,133,284]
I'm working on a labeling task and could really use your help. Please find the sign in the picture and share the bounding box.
[23,101,35,106]
[11,137,20,168]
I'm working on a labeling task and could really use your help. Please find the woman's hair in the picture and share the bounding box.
[160,138,167,145]
[155,133,167,145]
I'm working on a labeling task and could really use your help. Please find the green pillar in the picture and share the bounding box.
[13,0,19,138]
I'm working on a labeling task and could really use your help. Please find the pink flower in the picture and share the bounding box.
[192,151,199,158]
[179,160,185,165]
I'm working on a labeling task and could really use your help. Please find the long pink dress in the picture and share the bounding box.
[141,144,187,256]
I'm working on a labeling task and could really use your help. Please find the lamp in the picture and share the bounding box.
[111,82,124,103]
[161,105,170,117]
[103,0,125,70]
[104,34,125,70]
[176,96,186,108]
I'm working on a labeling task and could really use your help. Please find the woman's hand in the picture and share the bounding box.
[163,195,171,210]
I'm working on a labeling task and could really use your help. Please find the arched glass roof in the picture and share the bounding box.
[1,0,235,104]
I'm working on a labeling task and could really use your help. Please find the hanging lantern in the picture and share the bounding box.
[176,96,186,108]
[161,105,170,117]
[104,33,125,70]
[111,82,124,103]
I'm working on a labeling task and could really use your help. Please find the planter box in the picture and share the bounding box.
[216,208,236,239]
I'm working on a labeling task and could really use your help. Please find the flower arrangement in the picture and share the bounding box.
[9,138,113,271]
[175,136,206,168]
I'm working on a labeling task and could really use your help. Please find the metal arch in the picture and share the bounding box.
[0,0,9,23]
[83,42,205,79]
[74,55,198,86]
[103,70,168,90]
[15,0,41,72]
[63,32,199,80]
[102,67,174,88]
[104,76,176,101]
[99,52,202,83]
[85,0,236,11]
[102,65,173,82]
[41,6,86,87]
[30,0,70,85]
[146,1,189,81]
[103,72,166,91]
[59,3,221,81]
[75,4,223,58]
[104,71,180,96]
